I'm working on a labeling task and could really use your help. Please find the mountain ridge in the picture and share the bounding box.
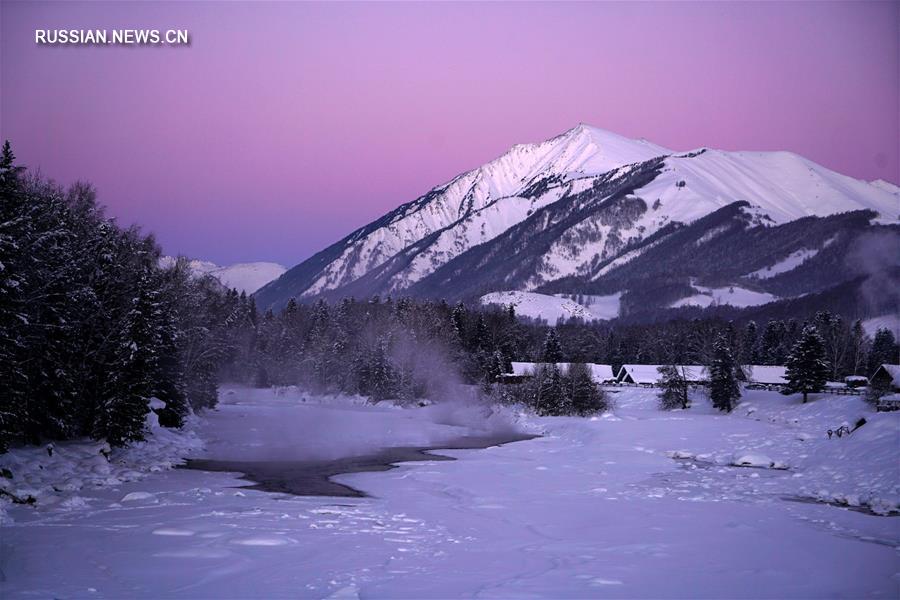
[254,124,899,317]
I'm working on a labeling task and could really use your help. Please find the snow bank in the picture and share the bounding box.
[0,411,202,521]
[735,391,900,514]
[671,284,777,308]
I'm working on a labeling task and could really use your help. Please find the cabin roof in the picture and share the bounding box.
[509,362,616,382]
[740,365,788,385]
[617,364,709,384]
[873,364,900,385]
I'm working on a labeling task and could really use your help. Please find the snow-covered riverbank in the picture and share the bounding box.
[1,386,898,598]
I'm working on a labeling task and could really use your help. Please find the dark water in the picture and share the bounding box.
[782,495,900,518]
[181,433,538,498]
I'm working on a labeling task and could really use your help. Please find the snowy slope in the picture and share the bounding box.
[298,125,670,297]
[633,149,897,228]
[670,283,777,309]
[160,257,286,293]
[481,290,621,322]
[257,124,897,309]
[207,262,286,294]
[5,387,898,598]
[749,248,820,279]
[870,178,900,195]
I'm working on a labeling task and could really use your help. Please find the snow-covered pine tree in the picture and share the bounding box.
[741,320,759,364]
[658,364,689,410]
[866,328,898,377]
[451,302,467,342]
[784,325,829,403]
[567,362,606,416]
[367,337,397,401]
[487,350,507,383]
[469,314,488,352]
[541,328,563,363]
[848,319,867,376]
[0,141,29,449]
[534,363,568,416]
[93,251,160,446]
[760,320,787,365]
[708,335,741,412]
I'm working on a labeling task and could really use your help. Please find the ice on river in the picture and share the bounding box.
[1,385,898,598]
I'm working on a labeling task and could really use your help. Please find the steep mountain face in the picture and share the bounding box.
[255,124,899,318]
[255,126,671,307]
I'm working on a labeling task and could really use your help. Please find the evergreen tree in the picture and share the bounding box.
[848,319,867,376]
[784,326,829,403]
[534,363,569,416]
[367,338,397,401]
[760,320,787,365]
[708,335,741,412]
[541,328,563,363]
[472,314,490,352]
[568,363,607,416]
[658,365,689,410]
[866,328,899,376]
[451,303,467,341]
[741,320,759,364]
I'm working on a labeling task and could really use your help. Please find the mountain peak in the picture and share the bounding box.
[254,126,896,310]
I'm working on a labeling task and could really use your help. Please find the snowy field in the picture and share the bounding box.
[2,386,899,598]
[481,290,621,322]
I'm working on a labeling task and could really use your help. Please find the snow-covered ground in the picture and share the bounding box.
[749,248,819,279]
[2,386,898,598]
[671,283,778,308]
[160,257,286,293]
[481,290,620,322]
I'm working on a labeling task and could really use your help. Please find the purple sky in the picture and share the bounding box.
[2,2,897,266]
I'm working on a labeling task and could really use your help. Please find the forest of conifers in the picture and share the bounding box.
[2,143,897,451]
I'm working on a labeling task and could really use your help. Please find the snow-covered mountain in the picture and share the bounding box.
[161,257,286,294]
[255,124,898,317]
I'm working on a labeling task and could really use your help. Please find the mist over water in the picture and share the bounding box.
[198,384,528,465]
[846,231,900,315]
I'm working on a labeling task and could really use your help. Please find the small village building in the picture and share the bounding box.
[616,365,709,386]
[876,393,900,412]
[870,364,900,392]
[616,364,665,386]
[844,375,868,389]
[501,362,617,384]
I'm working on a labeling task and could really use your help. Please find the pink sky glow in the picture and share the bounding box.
[2,1,897,265]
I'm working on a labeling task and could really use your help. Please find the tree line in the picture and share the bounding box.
[2,141,897,451]
[0,143,248,450]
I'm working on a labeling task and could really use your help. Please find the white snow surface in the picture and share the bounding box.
[206,262,287,294]
[870,178,900,196]
[0,407,202,524]
[635,149,897,227]
[304,125,668,296]
[671,283,778,308]
[160,257,286,294]
[2,386,898,598]
[288,126,896,298]
[481,290,620,322]
[749,247,820,279]
[741,365,789,386]
[509,362,617,383]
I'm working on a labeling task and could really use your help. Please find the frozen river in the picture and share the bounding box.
[2,386,898,598]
